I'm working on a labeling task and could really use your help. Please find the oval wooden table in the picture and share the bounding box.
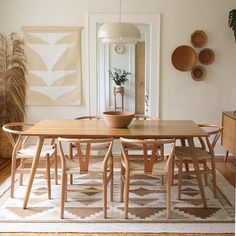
[21,119,209,209]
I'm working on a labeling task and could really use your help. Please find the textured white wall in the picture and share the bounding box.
[0,0,235,153]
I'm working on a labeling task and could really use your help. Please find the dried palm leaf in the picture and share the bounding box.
[0,33,26,126]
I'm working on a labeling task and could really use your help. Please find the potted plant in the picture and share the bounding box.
[228,9,236,42]
[108,68,131,92]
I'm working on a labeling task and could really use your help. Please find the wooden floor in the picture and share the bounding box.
[0,156,235,236]
[0,234,233,236]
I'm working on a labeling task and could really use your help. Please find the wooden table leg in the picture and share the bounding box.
[23,136,44,209]
[187,137,207,208]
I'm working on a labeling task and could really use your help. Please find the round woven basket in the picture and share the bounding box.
[198,48,215,65]
[191,30,208,48]
[171,45,197,71]
[191,65,207,81]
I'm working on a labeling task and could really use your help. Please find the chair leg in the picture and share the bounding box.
[177,158,183,200]
[120,164,125,202]
[20,159,25,186]
[124,171,130,219]
[46,154,51,199]
[203,160,208,186]
[161,176,164,185]
[54,145,58,185]
[69,143,73,185]
[60,172,66,219]
[10,157,17,198]
[211,159,217,198]
[65,174,68,202]
[110,155,113,202]
[103,172,107,219]
[166,175,171,219]
[170,156,174,186]
[184,163,190,179]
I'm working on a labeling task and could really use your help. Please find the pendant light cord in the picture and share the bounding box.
[119,0,121,22]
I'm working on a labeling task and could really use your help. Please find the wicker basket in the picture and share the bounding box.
[191,30,208,48]
[0,128,12,158]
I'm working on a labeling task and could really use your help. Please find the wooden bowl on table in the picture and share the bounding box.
[102,111,135,128]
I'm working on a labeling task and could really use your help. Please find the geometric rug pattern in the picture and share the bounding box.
[0,172,234,223]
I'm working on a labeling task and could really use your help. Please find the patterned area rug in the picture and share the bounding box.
[0,170,234,225]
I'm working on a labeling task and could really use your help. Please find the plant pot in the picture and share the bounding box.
[114,86,124,93]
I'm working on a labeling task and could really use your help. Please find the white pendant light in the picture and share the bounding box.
[98,0,140,44]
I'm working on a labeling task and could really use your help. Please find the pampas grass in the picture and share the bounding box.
[0,33,26,126]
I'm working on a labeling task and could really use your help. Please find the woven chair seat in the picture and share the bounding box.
[129,159,167,176]
[17,145,55,159]
[65,158,104,172]
[175,146,210,161]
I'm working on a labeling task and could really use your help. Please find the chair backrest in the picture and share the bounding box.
[2,122,34,149]
[2,122,56,150]
[75,116,101,120]
[198,124,223,150]
[58,137,113,172]
[120,137,175,173]
[134,114,158,120]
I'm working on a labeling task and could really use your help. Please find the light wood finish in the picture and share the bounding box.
[2,122,58,199]
[175,124,223,202]
[0,233,234,236]
[134,114,158,120]
[135,41,145,114]
[114,87,124,111]
[69,116,101,184]
[75,116,101,120]
[21,119,208,209]
[125,115,163,164]
[22,119,208,138]
[102,111,134,128]
[120,138,175,219]
[58,137,113,219]
[222,111,236,162]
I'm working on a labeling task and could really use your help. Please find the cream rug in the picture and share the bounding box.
[0,170,234,233]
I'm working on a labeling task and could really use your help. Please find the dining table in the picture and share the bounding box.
[21,119,209,209]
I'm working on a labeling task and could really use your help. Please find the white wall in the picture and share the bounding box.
[0,0,235,153]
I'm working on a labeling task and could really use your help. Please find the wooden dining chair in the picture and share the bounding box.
[174,124,223,200]
[120,137,175,219]
[58,137,113,219]
[2,122,58,199]
[124,115,164,178]
[69,115,101,184]
[133,114,158,120]
[124,115,161,153]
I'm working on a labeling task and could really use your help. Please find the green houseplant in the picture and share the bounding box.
[108,68,131,86]
[228,9,236,42]
[0,33,26,158]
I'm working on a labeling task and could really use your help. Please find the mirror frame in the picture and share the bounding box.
[87,13,161,116]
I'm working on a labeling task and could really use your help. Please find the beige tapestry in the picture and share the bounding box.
[23,27,82,105]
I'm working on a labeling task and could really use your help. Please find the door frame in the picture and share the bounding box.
[87,12,161,117]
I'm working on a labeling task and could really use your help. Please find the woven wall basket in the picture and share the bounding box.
[0,129,12,158]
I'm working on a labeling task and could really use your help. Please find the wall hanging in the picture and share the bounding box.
[23,26,82,105]
[191,30,207,48]
[171,45,197,71]
[172,30,215,81]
